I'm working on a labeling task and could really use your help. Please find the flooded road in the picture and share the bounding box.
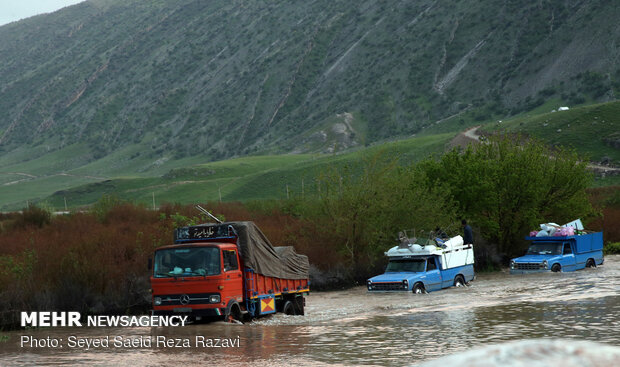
[2,255,619,366]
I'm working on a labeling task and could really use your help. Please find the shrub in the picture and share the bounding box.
[604,242,620,254]
[12,204,51,229]
[91,195,125,223]
[586,186,620,243]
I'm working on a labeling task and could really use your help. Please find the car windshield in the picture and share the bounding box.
[385,259,426,272]
[153,247,220,277]
[526,243,562,255]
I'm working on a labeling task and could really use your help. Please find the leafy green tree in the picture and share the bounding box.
[311,153,456,276]
[416,136,594,258]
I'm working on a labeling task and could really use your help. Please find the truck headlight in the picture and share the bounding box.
[542,260,548,270]
[510,261,515,269]
[209,295,221,303]
[367,280,372,290]
[403,280,408,289]
[154,297,162,306]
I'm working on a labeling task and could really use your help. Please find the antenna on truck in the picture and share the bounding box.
[194,205,223,224]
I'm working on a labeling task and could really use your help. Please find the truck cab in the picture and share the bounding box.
[510,232,603,274]
[151,242,243,318]
[367,235,474,293]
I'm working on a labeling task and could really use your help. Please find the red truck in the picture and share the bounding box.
[149,221,309,322]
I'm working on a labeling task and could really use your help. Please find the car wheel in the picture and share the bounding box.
[551,263,561,272]
[454,275,465,287]
[586,259,596,268]
[413,283,425,294]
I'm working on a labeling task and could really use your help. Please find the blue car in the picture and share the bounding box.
[510,232,603,273]
[368,235,475,293]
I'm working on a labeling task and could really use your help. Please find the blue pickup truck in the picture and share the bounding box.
[367,235,475,293]
[510,232,603,273]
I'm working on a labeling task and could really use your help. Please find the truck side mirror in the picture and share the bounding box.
[147,258,152,271]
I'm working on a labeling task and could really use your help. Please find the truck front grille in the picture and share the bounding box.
[516,263,543,270]
[155,293,218,306]
[369,282,406,291]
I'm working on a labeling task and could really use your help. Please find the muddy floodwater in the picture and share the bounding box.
[2,255,619,366]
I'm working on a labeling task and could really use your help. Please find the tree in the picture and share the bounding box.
[312,152,456,277]
[416,136,594,259]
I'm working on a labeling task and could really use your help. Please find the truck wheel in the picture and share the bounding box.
[294,296,305,315]
[412,283,425,294]
[586,259,596,268]
[226,302,243,323]
[454,275,465,287]
[551,264,561,272]
[282,300,296,315]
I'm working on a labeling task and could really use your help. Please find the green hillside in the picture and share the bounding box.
[33,133,451,211]
[1,97,618,211]
[481,100,620,164]
[1,0,619,164]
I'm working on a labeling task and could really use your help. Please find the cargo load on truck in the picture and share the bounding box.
[175,221,309,279]
[385,235,474,269]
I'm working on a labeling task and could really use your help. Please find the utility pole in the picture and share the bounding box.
[64,197,68,211]
[286,184,290,199]
[219,187,222,202]
[152,192,156,210]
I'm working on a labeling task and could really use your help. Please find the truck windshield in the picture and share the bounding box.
[526,243,562,255]
[385,259,426,272]
[153,247,220,277]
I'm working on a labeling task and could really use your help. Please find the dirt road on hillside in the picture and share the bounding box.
[1,172,107,186]
[450,127,620,174]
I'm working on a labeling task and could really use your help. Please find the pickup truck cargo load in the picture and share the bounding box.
[151,221,309,321]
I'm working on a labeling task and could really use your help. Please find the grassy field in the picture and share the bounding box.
[32,133,451,211]
[0,175,100,210]
[480,101,620,164]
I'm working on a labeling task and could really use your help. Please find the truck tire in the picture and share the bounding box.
[294,296,305,316]
[551,263,561,272]
[412,283,425,294]
[453,275,465,287]
[225,301,243,323]
[282,300,296,315]
[586,259,596,268]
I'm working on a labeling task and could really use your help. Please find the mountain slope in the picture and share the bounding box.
[0,97,618,211]
[0,0,618,169]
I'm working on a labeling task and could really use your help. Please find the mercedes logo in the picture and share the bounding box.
[180,294,190,305]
